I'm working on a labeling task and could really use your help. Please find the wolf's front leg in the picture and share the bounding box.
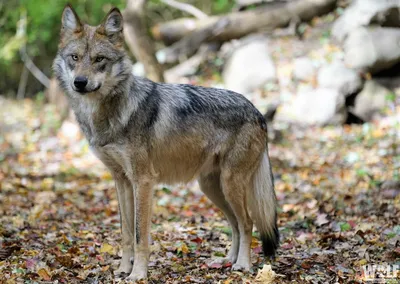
[127,176,155,282]
[113,174,135,276]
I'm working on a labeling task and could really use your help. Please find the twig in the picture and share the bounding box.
[164,43,218,83]
[17,65,29,100]
[17,11,50,89]
[161,0,208,19]
[19,47,50,89]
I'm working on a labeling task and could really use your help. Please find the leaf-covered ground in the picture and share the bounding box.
[0,91,399,284]
[1,12,400,282]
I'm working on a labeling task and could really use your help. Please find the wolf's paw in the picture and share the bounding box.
[114,266,132,277]
[114,257,134,276]
[232,262,250,272]
[126,270,147,282]
[207,257,233,268]
[226,250,238,264]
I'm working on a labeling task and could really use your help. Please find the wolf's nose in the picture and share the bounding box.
[74,76,88,90]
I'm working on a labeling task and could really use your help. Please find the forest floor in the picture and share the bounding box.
[0,95,399,283]
[1,14,400,284]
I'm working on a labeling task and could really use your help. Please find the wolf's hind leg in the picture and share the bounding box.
[221,168,254,271]
[198,171,240,264]
[113,174,135,276]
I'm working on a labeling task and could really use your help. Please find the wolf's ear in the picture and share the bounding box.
[99,8,123,43]
[104,8,123,34]
[61,4,82,33]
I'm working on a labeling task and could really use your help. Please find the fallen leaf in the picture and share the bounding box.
[255,264,276,283]
[99,243,114,254]
[316,213,329,226]
[37,268,51,281]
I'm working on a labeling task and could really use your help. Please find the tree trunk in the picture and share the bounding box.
[124,0,164,82]
[152,0,337,45]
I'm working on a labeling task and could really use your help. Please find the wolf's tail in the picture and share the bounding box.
[248,149,279,257]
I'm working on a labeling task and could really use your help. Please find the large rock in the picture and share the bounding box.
[277,88,346,125]
[332,0,400,42]
[293,57,316,82]
[223,37,276,94]
[344,27,400,74]
[352,80,391,121]
[317,61,362,96]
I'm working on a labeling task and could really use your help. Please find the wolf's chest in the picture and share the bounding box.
[90,143,134,175]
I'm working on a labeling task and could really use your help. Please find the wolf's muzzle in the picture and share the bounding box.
[73,77,101,94]
[74,76,88,92]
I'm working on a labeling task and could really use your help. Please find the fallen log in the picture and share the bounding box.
[235,0,299,11]
[152,0,337,46]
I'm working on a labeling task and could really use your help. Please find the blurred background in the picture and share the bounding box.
[0,0,399,283]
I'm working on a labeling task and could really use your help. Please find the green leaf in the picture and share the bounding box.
[387,232,396,239]
[386,92,396,102]
[162,187,172,194]
[340,222,351,232]
[220,227,232,236]
[214,251,225,257]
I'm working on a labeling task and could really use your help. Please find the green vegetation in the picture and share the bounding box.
[0,0,234,96]
[0,0,125,65]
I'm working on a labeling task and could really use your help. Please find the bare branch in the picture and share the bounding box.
[17,11,50,88]
[164,43,218,83]
[17,65,29,100]
[161,0,208,19]
[157,18,229,64]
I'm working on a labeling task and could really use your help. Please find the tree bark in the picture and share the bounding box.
[124,0,164,82]
[152,0,337,45]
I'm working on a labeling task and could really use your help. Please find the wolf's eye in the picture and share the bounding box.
[71,54,79,61]
[95,57,104,63]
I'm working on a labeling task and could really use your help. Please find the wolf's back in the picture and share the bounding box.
[136,78,268,134]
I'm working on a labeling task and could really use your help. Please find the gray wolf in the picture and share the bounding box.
[53,5,278,282]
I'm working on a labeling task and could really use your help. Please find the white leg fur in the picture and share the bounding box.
[127,177,155,282]
[113,176,135,275]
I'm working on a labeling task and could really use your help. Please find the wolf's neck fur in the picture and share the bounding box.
[69,73,147,146]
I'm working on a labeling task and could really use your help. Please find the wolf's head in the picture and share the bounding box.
[53,5,132,96]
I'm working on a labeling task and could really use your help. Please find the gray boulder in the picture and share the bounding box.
[293,57,316,82]
[223,37,276,94]
[344,27,400,74]
[317,61,362,96]
[332,0,400,42]
[352,80,391,121]
[277,88,346,125]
